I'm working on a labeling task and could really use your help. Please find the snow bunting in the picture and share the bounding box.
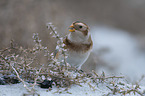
[55,21,93,70]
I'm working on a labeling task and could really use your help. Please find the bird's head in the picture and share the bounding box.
[68,21,90,43]
[69,21,89,36]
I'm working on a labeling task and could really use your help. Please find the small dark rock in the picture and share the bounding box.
[80,69,84,73]
[2,75,20,84]
[39,80,53,89]
[0,78,6,85]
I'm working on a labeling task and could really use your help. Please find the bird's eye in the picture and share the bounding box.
[79,26,82,29]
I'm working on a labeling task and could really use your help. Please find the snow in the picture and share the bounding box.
[0,82,107,96]
[1,26,145,96]
[0,81,145,96]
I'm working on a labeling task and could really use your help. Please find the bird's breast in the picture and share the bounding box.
[66,50,91,69]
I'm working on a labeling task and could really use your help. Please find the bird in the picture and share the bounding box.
[55,21,93,70]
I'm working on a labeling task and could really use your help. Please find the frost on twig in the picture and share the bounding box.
[46,22,68,68]
[106,81,145,96]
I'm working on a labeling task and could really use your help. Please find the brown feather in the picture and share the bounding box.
[63,36,93,53]
[82,30,88,36]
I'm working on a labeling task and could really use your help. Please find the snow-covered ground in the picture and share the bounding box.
[0,80,145,96]
[0,82,107,96]
[0,81,145,96]
[0,26,145,96]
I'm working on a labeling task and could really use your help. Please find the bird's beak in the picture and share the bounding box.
[69,25,75,32]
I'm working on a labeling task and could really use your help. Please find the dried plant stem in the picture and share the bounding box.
[47,23,68,69]
[92,70,124,80]
[95,76,124,79]
[50,27,59,39]
[32,64,44,90]
[126,89,144,96]
[11,65,32,92]
[106,82,144,96]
